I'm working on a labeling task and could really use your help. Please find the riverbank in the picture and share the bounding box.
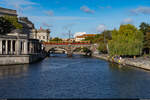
[0,53,47,66]
[93,54,150,71]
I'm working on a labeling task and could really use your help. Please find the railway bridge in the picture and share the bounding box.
[43,42,98,56]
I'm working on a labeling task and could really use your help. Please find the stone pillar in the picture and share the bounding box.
[29,42,33,54]
[11,40,13,55]
[15,40,21,55]
[28,42,31,54]
[5,40,8,55]
[0,40,2,54]
[24,40,28,54]
[32,42,34,54]
[22,41,24,54]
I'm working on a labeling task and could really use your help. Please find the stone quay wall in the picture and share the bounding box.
[93,54,150,71]
[0,53,47,66]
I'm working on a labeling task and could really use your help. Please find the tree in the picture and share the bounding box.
[50,37,62,42]
[98,30,112,53]
[82,47,92,56]
[139,22,150,35]
[139,22,150,54]
[3,15,22,29]
[0,15,23,35]
[144,31,150,54]
[0,17,14,35]
[108,24,143,56]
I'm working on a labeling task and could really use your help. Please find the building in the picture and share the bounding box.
[75,34,96,42]
[0,7,17,16]
[0,7,47,65]
[19,17,35,36]
[31,27,50,42]
[75,35,85,42]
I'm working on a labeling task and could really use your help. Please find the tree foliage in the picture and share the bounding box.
[3,15,22,29]
[108,24,143,56]
[97,30,112,53]
[0,15,22,35]
[139,22,150,35]
[139,22,150,54]
[0,17,14,35]
[50,37,63,41]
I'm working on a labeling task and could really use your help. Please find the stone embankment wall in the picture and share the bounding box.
[93,54,150,71]
[0,53,47,66]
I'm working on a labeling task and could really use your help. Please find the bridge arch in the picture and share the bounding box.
[43,42,97,57]
[48,46,68,54]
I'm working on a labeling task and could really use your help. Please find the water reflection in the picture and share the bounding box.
[0,55,150,98]
[0,64,29,79]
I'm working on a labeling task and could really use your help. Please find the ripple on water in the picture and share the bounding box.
[0,54,150,98]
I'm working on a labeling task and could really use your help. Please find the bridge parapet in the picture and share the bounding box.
[43,41,97,57]
[43,41,91,45]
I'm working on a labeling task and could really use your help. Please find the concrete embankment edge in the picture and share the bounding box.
[0,53,47,66]
[92,54,150,71]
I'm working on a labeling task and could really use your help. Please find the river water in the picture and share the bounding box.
[0,54,150,99]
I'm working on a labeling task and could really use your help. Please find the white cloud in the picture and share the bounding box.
[0,0,37,8]
[80,6,94,14]
[131,6,150,15]
[96,24,106,32]
[74,32,86,38]
[99,6,112,9]
[121,18,134,24]
[0,0,37,16]
[44,10,54,16]
[42,22,53,28]
[29,16,93,21]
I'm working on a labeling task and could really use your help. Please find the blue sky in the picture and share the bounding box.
[0,0,150,38]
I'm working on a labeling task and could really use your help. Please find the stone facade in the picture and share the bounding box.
[0,7,47,65]
[31,27,50,42]
[0,33,42,55]
[0,7,17,16]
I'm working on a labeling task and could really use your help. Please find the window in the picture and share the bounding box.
[43,36,45,39]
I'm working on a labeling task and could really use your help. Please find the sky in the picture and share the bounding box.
[0,0,150,38]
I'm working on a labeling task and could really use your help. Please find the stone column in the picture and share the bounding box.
[28,42,31,54]
[15,40,21,55]
[11,40,13,55]
[32,42,34,54]
[22,41,24,54]
[24,40,28,54]
[29,42,33,54]
[5,40,8,55]
[0,40,2,54]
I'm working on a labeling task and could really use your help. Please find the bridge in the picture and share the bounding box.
[43,41,98,56]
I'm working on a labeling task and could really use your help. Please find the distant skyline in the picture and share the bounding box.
[0,0,150,38]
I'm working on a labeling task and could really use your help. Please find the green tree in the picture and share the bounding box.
[50,37,62,41]
[3,15,22,29]
[139,22,150,54]
[0,17,14,35]
[139,22,150,35]
[144,31,150,53]
[98,30,112,53]
[82,47,92,56]
[108,24,143,56]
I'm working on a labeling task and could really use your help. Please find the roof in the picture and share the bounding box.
[83,34,96,37]
[76,35,85,38]
[0,7,17,16]
[37,27,50,33]
[76,34,96,38]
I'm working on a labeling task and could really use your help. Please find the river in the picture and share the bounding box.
[0,54,150,99]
